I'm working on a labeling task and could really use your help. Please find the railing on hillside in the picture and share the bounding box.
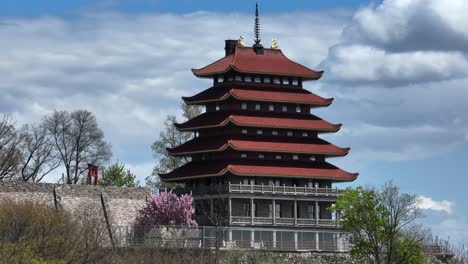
[174,183,345,197]
[112,225,352,252]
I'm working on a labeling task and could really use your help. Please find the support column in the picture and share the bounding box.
[250,198,254,224]
[210,199,214,217]
[315,201,319,226]
[337,211,340,227]
[294,200,297,226]
[272,199,276,225]
[294,231,298,251]
[315,232,320,250]
[273,230,277,249]
[228,229,233,242]
[228,198,232,224]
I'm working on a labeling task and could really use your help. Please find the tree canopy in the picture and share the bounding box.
[99,161,137,187]
[147,103,201,189]
[330,182,427,264]
[137,190,197,226]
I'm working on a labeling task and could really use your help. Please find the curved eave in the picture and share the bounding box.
[167,143,350,157]
[192,66,324,81]
[183,91,334,107]
[160,166,358,182]
[175,117,342,133]
[227,167,359,182]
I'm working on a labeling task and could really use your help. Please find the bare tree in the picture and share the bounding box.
[0,114,21,181]
[44,110,112,184]
[18,124,61,182]
[148,103,201,188]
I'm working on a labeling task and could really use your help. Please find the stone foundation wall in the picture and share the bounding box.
[0,182,150,228]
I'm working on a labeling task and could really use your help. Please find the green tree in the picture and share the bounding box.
[99,161,137,187]
[147,103,201,189]
[330,182,428,264]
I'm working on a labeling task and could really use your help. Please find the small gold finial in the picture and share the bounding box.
[238,35,246,47]
[271,38,279,49]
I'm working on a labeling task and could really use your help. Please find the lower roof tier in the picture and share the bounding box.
[159,160,358,182]
[167,136,350,157]
[182,86,333,106]
[175,112,341,132]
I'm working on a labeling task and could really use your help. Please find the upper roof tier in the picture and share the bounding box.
[174,112,341,132]
[167,136,350,157]
[183,86,334,106]
[192,46,324,80]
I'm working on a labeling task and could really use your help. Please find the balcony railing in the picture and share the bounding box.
[230,216,339,227]
[176,183,345,197]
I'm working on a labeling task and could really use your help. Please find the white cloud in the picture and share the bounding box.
[321,0,468,85]
[0,10,350,182]
[419,196,454,214]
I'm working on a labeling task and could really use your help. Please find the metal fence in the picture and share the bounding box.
[112,225,351,252]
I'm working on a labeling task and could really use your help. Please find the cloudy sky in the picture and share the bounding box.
[1,0,467,242]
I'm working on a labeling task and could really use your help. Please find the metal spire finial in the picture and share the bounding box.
[254,2,261,44]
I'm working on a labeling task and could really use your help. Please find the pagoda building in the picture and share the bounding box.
[159,4,358,251]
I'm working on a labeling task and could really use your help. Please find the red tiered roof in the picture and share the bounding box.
[175,112,342,132]
[167,136,350,157]
[183,86,334,106]
[192,47,324,80]
[160,160,358,182]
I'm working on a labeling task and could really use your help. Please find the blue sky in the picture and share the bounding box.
[1,0,467,242]
[1,0,373,16]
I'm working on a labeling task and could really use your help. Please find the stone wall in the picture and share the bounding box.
[0,181,150,230]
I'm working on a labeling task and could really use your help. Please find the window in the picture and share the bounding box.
[287,131,293,136]
[273,78,281,84]
[275,204,281,218]
[242,129,248,134]
[241,103,247,110]
[282,105,288,112]
[302,132,308,137]
[307,205,314,219]
[255,104,261,111]
[218,76,224,83]
[275,155,282,160]
[254,77,262,83]
[283,78,290,85]
[235,75,242,81]
[243,202,250,217]
[257,130,263,135]
[309,156,316,161]
[258,154,265,159]
[292,79,299,85]
[245,76,252,82]
[264,77,271,83]
[293,155,299,160]
[227,75,234,81]
[269,104,275,111]
[296,105,301,113]
[215,105,220,111]
[272,131,278,136]
[241,153,248,158]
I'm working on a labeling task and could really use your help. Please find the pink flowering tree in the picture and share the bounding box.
[137,190,197,226]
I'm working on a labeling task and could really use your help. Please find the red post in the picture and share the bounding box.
[88,164,99,185]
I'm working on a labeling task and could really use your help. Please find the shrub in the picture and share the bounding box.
[0,199,107,263]
[137,190,197,226]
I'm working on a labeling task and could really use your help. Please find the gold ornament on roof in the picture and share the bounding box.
[271,38,279,49]
[238,35,246,47]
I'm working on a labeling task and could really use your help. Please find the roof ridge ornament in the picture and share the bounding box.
[237,35,246,47]
[271,38,279,49]
[253,1,264,54]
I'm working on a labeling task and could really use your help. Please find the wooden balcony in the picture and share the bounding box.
[179,183,345,197]
[230,216,339,228]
